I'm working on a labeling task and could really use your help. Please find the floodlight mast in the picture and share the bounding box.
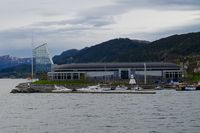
[31,33,34,80]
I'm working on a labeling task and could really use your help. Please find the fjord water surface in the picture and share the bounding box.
[0,79,200,133]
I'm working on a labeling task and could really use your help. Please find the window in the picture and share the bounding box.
[63,73,67,80]
[121,70,129,79]
[73,73,79,80]
[67,73,71,80]
[58,73,61,79]
[165,72,169,78]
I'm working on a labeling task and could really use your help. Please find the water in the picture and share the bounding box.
[0,79,200,133]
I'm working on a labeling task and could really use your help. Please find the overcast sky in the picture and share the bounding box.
[0,0,200,57]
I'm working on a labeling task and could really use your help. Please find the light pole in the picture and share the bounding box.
[144,63,147,85]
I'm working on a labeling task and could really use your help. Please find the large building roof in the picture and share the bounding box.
[53,62,180,70]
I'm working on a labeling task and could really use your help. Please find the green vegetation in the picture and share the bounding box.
[53,49,79,65]
[33,80,131,86]
[33,80,96,86]
[0,64,31,78]
[53,38,149,64]
[53,32,200,64]
[1,32,200,78]
[186,73,200,82]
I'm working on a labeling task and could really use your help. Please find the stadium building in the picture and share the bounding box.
[33,44,182,82]
[47,62,182,82]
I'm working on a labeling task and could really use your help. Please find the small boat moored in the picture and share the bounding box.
[52,85,72,92]
[185,85,196,91]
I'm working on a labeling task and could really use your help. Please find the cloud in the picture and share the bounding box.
[124,22,200,41]
[34,0,200,30]
[34,15,115,28]
[0,0,199,57]
[116,0,200,10]
[0,24,112,57]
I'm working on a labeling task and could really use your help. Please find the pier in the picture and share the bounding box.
[51,91,156,94]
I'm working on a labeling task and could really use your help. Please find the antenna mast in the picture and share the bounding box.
[31,32,34,80]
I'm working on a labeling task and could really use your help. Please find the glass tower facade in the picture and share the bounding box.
[33,43,53,73]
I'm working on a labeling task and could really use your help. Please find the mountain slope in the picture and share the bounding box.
[53,38,149,64]
[0,55,31,69]
[145,32,200,61]
[0,64,31,78]
[53,49,79,64]
[53,32,200,64]
[0,31,199,77]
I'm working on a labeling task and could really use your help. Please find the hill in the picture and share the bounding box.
[0,55,31,69]
[0,31,199,78]
[0,64,31,78]
[124,32,200,62]
[53,32,200,64]
[53,49,79,64]
[53,38,150,64]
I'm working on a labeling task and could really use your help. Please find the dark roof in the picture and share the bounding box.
[53,62,180,70]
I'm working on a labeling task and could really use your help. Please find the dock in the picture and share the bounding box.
[51,91,156,94]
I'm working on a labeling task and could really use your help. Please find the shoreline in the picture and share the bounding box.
[11,80,200,93]
[11,82,157,94]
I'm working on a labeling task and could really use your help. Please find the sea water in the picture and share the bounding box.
[0,79,200,133]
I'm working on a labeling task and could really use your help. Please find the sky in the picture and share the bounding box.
[0,0,199,57]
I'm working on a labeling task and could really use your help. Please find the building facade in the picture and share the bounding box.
[33,43,53,73]
[48,62,182,82]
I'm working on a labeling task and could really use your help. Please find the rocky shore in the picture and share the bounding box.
[11,82,89,93]
[11,82,158,93]
[11,83,53,93]
[11,82,157,94]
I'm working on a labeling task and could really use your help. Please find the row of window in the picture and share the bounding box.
[165,72,182,79]
[49,73,79,80]
[48,71,183,80]
[54,68,179,72]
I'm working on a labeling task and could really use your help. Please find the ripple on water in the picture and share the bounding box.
[0,79,200,133]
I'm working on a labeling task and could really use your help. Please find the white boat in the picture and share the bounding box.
[87,84,101,90]
[78,84,111,92]
[77,84,101,92]
[52,85,72,92]
[133,85,143,90]
[185,85,196,91]
[155,85,162,90]
[115,85,128,91]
